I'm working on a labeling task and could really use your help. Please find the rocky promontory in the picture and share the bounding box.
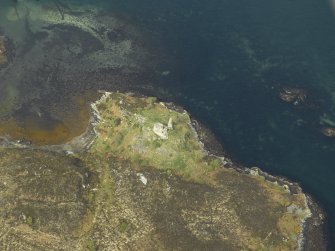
[0,91,326,250]
[0,1,328,249]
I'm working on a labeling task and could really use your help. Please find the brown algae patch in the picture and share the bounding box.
[0,94,93,145]
[0,118,70,145]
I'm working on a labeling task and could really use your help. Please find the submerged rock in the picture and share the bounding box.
[321,126,335,137]
[279,87,308,105]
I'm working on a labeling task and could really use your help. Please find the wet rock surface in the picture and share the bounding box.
[321,126,335,137]
[279,87,308,105]
[278,86,335,140]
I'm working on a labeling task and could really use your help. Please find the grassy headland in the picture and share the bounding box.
[88,91,313,250]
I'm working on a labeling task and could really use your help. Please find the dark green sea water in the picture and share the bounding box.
[104,0,335,246]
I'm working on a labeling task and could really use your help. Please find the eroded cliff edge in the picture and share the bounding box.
[0,91,326,250]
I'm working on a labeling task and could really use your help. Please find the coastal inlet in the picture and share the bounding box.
[0,0,157,145]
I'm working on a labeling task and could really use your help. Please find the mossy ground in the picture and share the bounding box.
[0,92,313,250]
[87,92,312,250]
[92,92,222,183]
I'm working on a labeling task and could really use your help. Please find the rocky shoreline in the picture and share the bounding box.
[0,90,329,250]
[156,95,329,251]
[89,91,328,250]
[172,99,330,250]
[0,1,330,249]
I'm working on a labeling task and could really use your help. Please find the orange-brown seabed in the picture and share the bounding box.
[0,93,97,145]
